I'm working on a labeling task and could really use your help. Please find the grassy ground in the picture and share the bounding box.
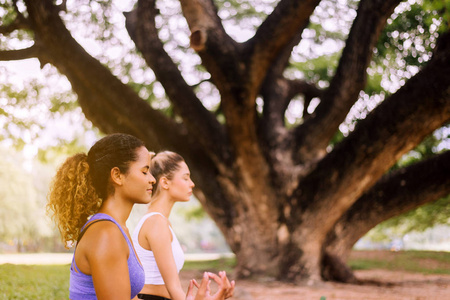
[0,250,448,299]
[0,264,69,299]
[348,250,450,275]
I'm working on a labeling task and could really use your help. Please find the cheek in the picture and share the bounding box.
[133,174,146,187]
[174,179,188,190]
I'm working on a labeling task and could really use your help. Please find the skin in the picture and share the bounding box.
[137,161,235,300]
[73,146,155,300]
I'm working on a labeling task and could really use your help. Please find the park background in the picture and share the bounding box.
[0,0,450,299]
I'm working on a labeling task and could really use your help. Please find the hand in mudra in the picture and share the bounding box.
[186,271,235,300]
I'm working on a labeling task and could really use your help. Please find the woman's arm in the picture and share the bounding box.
[85,222,132,300]
[143,215,186,300]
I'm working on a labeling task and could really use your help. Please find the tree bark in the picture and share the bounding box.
[322,151,450,282]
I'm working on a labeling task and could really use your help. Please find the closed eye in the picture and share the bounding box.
[142,166,150,175]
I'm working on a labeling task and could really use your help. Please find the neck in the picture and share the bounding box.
[147,194,174,218]
[99,195,133,227]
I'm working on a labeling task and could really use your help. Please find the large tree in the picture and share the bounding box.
[1,0,449,283]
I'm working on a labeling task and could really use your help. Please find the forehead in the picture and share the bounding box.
[175,161,190,174]
[134,146,151,164]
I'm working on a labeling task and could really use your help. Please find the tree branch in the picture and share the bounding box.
[258,32,305,140]
[179,0,226,52]
[259,77,323,189]
[325,150,450,261]
[293,0,403,163]
[246,0,321,91]
[290,30,450,236]
[178,0,243,97]
[126,0,231,165]
[21,0,189,149]
[0,45,39,61]
[252,0,317,153]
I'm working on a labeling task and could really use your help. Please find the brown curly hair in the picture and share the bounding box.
[47,133,145,247]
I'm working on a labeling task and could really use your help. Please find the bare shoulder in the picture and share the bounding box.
[141,213,171,241]
[85,221,129,260]
[143,213,170,229]
[75,220,129,274]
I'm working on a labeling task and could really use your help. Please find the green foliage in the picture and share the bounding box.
[0,150,39,241]
[0,66,99,160]
[399,132,448,166]
[215,0,274,26]
[0,264,69,299]
[364,71,383,96]
[375,0,447,66]
[177,201,207,221]
[36,137,91,164]
[0,146,65,250]
[0,1,16,24]
[368,196,450,242]
[0,81,42,150]
[0,1,34,47]
[290,52,341,84]
[423,0,450,31]
[369,0,449,98]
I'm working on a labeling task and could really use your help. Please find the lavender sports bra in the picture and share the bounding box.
[69,213,145,300]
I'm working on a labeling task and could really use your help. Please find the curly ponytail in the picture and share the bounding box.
[47,153,101,247]
[47,133,145,248]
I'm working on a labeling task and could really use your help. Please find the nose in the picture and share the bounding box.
[190,179,195,188]
[149,173,156,184]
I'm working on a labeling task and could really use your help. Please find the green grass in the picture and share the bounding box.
[348,250,450,275]
[0,251,448,299]
[0,264,70,299]
[183,257,236,274]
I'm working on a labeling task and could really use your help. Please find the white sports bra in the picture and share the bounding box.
[132,212,185,285]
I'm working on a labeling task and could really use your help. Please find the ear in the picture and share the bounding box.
[110,167,123,186]
[160,177,170,189]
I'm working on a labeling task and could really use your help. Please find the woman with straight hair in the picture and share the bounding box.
[132,151,235,300]
[47,134,232,300]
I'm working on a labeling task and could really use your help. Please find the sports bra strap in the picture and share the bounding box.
[77,219,114,244]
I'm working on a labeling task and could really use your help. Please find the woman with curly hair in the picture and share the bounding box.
[132,151,235,300]
[47,134,232,300]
